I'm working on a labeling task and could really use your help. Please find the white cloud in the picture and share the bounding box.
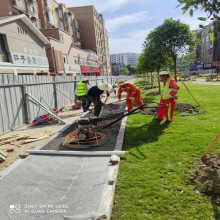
[175,11,209,30]
[109,29,151,54]
[59,0,135,12]
[106,11,150,32]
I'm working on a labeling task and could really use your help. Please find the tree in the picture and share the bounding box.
[178,49,198,72]
[120,67,129,75]
[177,0,220,21]
[126,65,137,74]
[137,53,147,73]
[137,35,171,92]
[145,41,171,91]
[147,19,197,81]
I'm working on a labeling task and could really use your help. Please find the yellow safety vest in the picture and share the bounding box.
[76,82,87,97]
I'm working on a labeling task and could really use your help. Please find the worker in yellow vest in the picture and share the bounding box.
[157,71,180,123]
[76,77,91,112]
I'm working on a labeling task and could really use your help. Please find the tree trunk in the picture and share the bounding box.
[157,70,161,94]
[150,72,153,89]
[173,57,177,81]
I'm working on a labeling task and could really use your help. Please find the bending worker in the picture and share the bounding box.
[157,71,180,122]
[88,83,112,117]
[76,77,91,112]
[117,80,144,112]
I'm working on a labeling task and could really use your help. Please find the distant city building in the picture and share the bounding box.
[110,53,139,67]
[69,6,111,75]
[111,63,121,76]
[196,21,220,70]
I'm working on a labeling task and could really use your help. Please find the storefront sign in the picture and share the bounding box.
[64,64,81,74]
[87,53,98,62]
[11,53,49,67]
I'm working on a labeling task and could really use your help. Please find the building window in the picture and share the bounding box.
[60,34,64,43]
[0,35,9,62]
[13,0,26,10]
[63,54,68,63]
[29,2,38,13]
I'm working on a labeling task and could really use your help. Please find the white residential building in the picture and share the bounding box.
[110,53,139,66]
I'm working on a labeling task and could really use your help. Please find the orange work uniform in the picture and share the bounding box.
[157,77,180,121]
[118,83,143,110]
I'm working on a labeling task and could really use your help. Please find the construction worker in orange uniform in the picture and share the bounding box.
[117,80,144,112]
[157,71,180,123]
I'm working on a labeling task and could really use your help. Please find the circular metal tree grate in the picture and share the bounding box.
[62,131,107,149]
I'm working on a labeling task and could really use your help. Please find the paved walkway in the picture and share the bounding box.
[192,81,220,86]
[0,155,112,220]
[0,93,127,220]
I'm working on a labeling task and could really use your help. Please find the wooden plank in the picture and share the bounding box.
[0,135,18,142]
[0,150,7,158]
[0,136,30,146]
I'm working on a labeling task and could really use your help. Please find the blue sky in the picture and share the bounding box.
[60,0,206,54]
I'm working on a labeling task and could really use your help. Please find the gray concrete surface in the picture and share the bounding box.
[0,155,111,220]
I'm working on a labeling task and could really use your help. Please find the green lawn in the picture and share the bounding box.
[112,82,220,220]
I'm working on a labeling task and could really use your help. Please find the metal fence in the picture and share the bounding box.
[0,75,118,135]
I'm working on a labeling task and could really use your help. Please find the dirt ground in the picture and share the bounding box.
[148,91,160,96]
[175,103,197,112]
[188,154,220,204]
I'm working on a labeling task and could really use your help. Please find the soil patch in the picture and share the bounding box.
[147,91,160,96]
[175,103,196,112]
[188,154,220,204]
[175,103,203,116]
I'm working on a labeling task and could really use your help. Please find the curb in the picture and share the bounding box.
[96,115,128,220]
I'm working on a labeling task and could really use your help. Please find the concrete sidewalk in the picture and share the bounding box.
[0,155,115,220]
[0,93,127,220]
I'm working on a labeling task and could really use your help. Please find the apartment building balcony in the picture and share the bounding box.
[58,22,64,30]
[12,0,26,11]
[64,12,72,24]
[43,0,52,10]
[28,0,38,18]
[55,7,63,19]
[75,31,81,40]
[30,17,41,29]
[74,41,81,48]
[74,20,80,31]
